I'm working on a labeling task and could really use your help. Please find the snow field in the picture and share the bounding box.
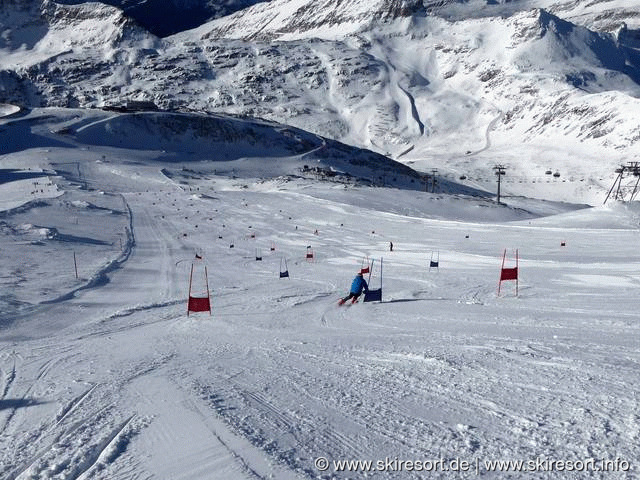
[0,109,639,479]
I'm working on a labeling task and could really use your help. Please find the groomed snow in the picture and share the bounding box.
[0,109,639,479]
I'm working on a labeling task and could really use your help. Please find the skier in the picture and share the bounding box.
[338,272,369,305]
[389,241,393,252]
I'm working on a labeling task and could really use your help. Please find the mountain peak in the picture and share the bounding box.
[200,0,424,41]
[509,8,627,73]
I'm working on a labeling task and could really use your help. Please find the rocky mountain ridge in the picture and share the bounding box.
[1,1,640,203]
[51,0,270,37]
[198,0,424,40]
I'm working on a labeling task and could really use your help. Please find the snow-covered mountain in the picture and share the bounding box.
[56,0,270,37]
[3,4,640,479]
[1,0,640,203]
[427,0,640,33]
[197,0,423,40]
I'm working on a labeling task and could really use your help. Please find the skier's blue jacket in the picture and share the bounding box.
[350,275,368,294]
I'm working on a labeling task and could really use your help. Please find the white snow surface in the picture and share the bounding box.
[0,108,639,479]
[0,104,20,118]
[2,1,640,208]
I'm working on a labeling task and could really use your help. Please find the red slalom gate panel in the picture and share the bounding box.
[187,262,212,316]
[500,267,518,281]
[306,246,315,262]
[360,256,370,274]
[188,296,211,313]
[498,249,518,296]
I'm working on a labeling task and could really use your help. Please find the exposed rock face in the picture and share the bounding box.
[54,0,271,37]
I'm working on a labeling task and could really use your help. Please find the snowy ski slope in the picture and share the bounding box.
[0,108,638,479]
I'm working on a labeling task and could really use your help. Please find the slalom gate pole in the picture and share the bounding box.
[205,265,211,315]
[187,263,194,317]
[516,249,519,297]
[498,249,506,295]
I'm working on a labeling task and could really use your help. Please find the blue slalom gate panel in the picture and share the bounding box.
[279,257,290,278]
[363,288,382,302]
